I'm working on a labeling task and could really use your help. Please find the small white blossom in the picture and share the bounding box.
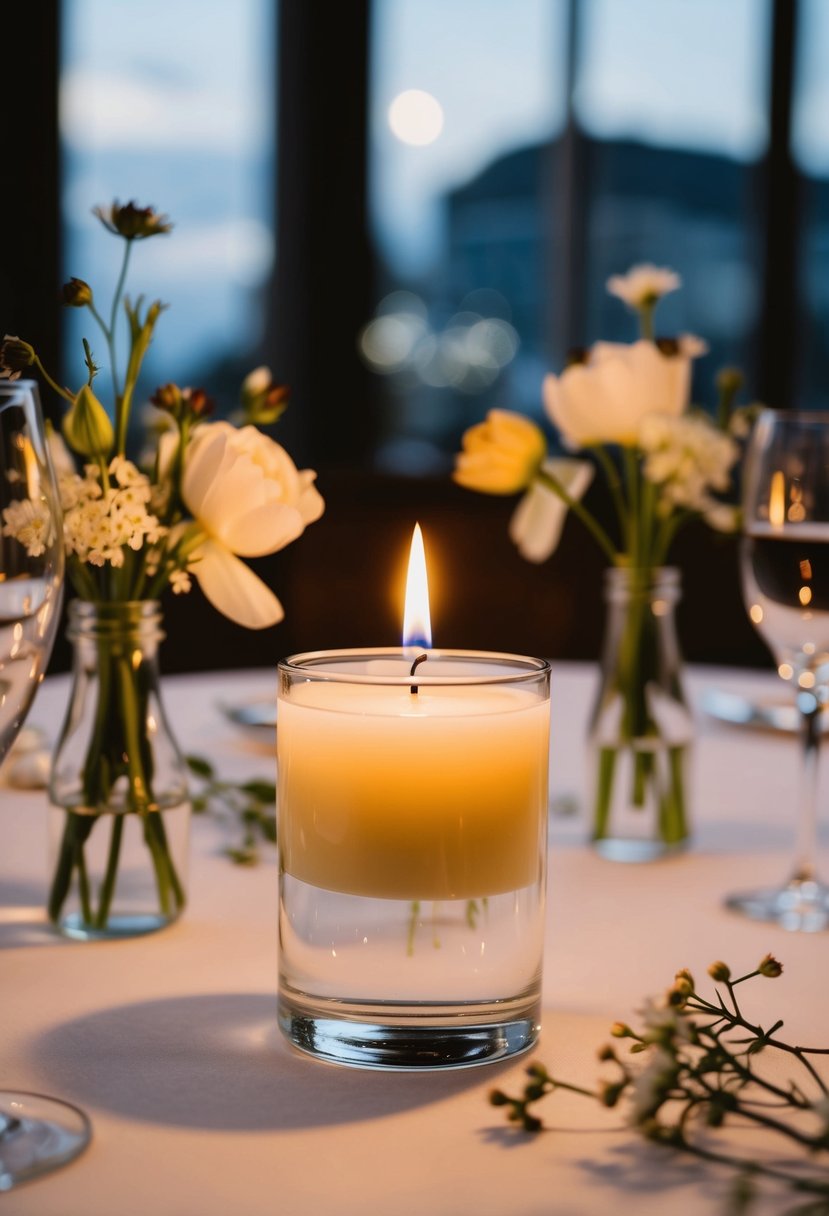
[628,1046,680,1125]
[704,502,740,533]
[639,997,694,1042]
[2,497,55,557]
[61,463,167,568]
[607,264,681,309]
[109,455,147,488]
[639,412,738,523]
[170,569,191,595]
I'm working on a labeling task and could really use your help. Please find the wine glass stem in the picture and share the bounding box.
[794,692,822,883]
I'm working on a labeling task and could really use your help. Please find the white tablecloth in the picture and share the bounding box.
[1,663,827,1215]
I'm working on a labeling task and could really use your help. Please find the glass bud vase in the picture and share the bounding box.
[588,567,692,862]
[48,600,190,940]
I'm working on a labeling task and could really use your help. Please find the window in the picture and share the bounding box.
[793,0,829,407]
[60,0,275,409]
[365,0,776,474]
[367,0,567,474]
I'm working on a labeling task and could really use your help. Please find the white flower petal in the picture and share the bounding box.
[190,538,284,629]
[223,502,305,557]
[509,458,593,562]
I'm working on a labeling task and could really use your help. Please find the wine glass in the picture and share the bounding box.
[0,380,91,1190]
[728,409,829,931]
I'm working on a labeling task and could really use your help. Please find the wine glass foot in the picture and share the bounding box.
[724,876,829,932]
[0,1091,91,1191]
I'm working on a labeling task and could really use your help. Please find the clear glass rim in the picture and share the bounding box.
[279,647,550,687]
[0,378,39,398]
[755,407,829,427]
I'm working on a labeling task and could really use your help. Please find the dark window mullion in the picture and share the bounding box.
[757,0,800,409]
[270,0,374,470]
[0,0,62,415]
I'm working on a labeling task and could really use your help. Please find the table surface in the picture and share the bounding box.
[1,662,828,1216]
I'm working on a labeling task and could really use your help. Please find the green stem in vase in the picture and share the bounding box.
[50,607,188,932]
[660,745,689,844]
[94,813,124,928]
[47,811,94,924]
[592,747,618,842]
[75,831,93,925]
[114,652,185,917]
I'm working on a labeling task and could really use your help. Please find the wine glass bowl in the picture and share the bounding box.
[0,381,64,763]
[0,381,90,1187]
[729,410,829,931]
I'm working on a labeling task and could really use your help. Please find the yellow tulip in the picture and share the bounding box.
[454,409,546,495]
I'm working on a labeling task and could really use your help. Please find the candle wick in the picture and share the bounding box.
[410,652,428,695]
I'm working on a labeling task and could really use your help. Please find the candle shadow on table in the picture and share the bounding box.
[29,992,513,1131]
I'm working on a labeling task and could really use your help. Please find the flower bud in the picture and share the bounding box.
[182,387,215,419]
[0,334,36,380]
[610,1022,633,1039]
[241,366,289,425]
[708,961,731,983]
[599,1081,624,1108]
[150,383,183,414]
[758,954,783,978]
[597,1044,616,1062]
[716,367,744,398]
[675,968,695,990]
[93,200,172,240]
[59,278,93,308]
[666,984,688,1008]
[62,384,114,457]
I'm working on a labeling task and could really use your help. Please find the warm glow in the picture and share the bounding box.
[769,470,786,528]
[388,90,444,146]
[749,604,764,624]
[403,523,432,651]
[799,586,813,606]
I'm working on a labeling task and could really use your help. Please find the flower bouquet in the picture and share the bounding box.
[1,201,323,936]
[454,266,747,858]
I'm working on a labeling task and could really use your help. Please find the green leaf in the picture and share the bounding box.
[241,780,276,804]
[186,754,214,779]
[225,845,259,867]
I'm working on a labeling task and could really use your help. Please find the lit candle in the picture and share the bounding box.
[277,527,550,901]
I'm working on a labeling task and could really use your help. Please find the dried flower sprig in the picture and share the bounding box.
[489,958,829,1210]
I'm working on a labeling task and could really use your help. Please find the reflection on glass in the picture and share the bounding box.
[60,0,275,400]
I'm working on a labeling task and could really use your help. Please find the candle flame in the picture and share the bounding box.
[403,523,432,651]
[769,470,786,529]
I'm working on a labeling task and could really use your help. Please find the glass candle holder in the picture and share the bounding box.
[276,648,551,1070]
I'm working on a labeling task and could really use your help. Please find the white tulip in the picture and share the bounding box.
[181,422,323,629]
[543,338,704,449]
